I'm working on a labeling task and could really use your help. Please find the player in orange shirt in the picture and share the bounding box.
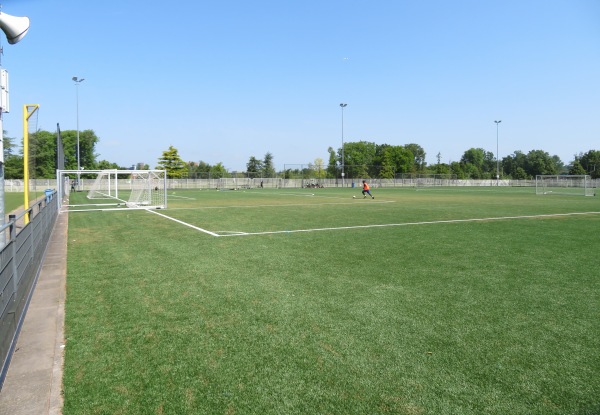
[362,180,374,199]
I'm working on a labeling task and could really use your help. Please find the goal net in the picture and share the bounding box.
[127,170,167,208]
[535,175,595,196]
[218,177,253,190]
[87,169,118,200]
[57,169,167,211]
[414,174,458,189]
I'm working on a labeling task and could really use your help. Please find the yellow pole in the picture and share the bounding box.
[23,105,29,224]
[23,104,39,225]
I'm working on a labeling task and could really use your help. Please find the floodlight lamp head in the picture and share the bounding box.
[0,12,30,45]
[340,103,347,108]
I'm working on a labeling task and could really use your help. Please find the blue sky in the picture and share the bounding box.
[2,0,599,171]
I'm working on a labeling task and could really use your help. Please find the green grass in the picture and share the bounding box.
[4,192,26,214]
[63,187,600,414]
[3,191,46,216]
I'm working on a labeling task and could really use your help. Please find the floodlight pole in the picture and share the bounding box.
[0,11,30,249]
[494,120,501,186]
[73,77,84,170]
[73,77,84,190]
[340,103,347,187]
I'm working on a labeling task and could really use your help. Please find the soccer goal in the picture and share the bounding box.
[414,174,458,189]
[218,177,253,191]
[535,175,595,196]
[57,169,167,210]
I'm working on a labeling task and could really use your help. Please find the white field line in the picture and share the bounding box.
[65,207,132,213]
[216,211,600,237]
[169,194,196,200]
[69,206,599,238]
[240,190,370,201]
[167,200,394,211]
[67,203,122,207]
[146,209,220,236]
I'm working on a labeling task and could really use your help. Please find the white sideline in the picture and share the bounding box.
[167,200,394,211]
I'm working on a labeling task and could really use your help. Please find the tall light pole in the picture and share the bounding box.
[340,103,347,187]
[494,120,501,186]
[0,11,30,249]
[72,77,84,171]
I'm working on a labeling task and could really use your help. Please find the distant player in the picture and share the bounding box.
[362,180,374,199]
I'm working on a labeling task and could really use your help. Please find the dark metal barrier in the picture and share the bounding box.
[0,191,58,390]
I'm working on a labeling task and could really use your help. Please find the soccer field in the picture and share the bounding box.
[62,187,600,414]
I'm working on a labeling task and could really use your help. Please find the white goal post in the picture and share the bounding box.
[57,169,168,210]
[535,175,595,196]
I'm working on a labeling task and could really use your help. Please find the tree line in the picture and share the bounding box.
[3,128,599,180]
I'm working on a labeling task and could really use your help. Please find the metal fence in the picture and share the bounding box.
[4,177,600,192]
[0,191,59,390]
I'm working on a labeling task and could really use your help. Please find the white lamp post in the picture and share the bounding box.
[340,103,347,187]
[72,77,85,171]
[494,120,501,186]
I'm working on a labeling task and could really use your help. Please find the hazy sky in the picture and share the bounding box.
[2,0,599,171]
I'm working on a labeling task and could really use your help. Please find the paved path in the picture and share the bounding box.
[0,210,67,415]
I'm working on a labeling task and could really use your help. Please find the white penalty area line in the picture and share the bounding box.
[145,208,220,236]
[216,211,600,238]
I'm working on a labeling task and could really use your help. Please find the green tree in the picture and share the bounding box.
[263,152,275,178]
[50,129,100,171]
[450,161,466,179]
[405,143,426,172]
[3,133,17,160]
[569,161,587,175]
[246,156,263,175]
[157,145,186,178]
[210,162,228,179]
[4,155,23,179]
[434,163,450,175]
[460,148,485,179]
[458,147,497,179]
[78,130,100,169]
[196,161,212,178]
[96,160,121,170]
[525,149,560,177]
[461,148,485,169]
[310,158,326,179]
[502,151,528,179]
[29,130,60,178]
[342,141,377,178]
[483,150,496,176]
[578,150,600,179]
[512,167,528,180]
[3,134,23,179]
[6,128,101,178]
[186,161,212,178]
[378,148,396,179]
[375,144,413,177]
[326,147,338,178]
